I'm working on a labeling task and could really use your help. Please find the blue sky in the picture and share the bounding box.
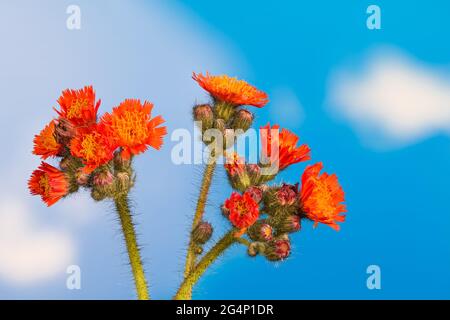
[0,0,449,299]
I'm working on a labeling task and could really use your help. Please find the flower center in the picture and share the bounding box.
[39,174,50,196]
[261,225,272,239]
[67,99,89,119]
[235,200,249,216]
[80,133,99,161]
[113,111,148,144]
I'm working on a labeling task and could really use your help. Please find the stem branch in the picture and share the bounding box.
[175,230,236,300]
[114,194,149,300]
[182,158,217,297]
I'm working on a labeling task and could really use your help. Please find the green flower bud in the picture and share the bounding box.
[192,221,213,245]
[264,239,291,262]
[232,109,253,132]
[193,104,214,131]
[247,220,273,242]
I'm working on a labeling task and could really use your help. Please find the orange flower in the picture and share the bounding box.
[70,125,117,173]
[224,192,259,229]
[55,86,100,128]
[300,162,346,231]
[32,121,62,159]
[101,99,167,159]
[28,162,69,206]
[261,123,311,171]
[193,72,269,108]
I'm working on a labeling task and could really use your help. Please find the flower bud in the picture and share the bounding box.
[93,170,114,187]
[193,104,214,131]
[192,221,213,245]
[91,169,115,200]
[277,215,301,234]
[247,220,273,242]
[54,118,76,145]
[277,184,298,206]
[264,184,299,216]
[246,186,264,204]
[224,153,251,192]
[247,241,266,257]
[214,118,226,133]
[115,172,133,193]
[232,109,253,132]
[264,239,291,261]
[75,169,90,186]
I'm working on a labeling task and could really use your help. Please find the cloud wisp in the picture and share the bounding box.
[327,47,450,149]
[0,198,75,285]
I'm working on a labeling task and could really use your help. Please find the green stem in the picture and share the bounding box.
[114,194,150,300]
[236,237,251,247]
[181,158,217,297]
[175,230,236,300]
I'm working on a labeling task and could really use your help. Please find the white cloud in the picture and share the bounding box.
[327,47,450,149]
[0,199,75,285]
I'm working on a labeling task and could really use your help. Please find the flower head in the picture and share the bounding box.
[54,118,77,145]
[192,221,213,245]
[232,109,254,131]
[224,152,246,176]
[32,121,62,159]
[248,220,273,242]
[246,186,264,203]
[93,170,114,187]
[277,183,299,206]
[55,86,100,128]
[70,125,117,173]
[300,162,346,231]
[193,72,268,107]
[224,191,260,229]
[101,99,167,159]
[261,123,311,171]
[28,162,69,206]
[278,215,301,234]
[193,104,214,130]
[265,239,291,261]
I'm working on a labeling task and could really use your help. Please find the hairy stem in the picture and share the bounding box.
[181,158,217,298]
[175,230,236,300]
[114,194,149,300]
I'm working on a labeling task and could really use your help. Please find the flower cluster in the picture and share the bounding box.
[28,86,167,206]
[192,72,268,150]
[191,73,346,262]
[221,148,346,262]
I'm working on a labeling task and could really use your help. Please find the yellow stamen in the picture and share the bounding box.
[112,111,148,144]
[80,134,98,161]
[39,174,50,196]
[67,99,88,119]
